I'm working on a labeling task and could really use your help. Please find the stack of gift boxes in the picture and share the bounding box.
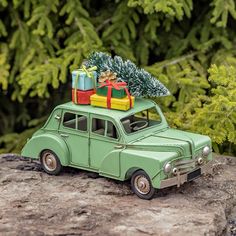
[72,66,134,111]
[72,65,97,105]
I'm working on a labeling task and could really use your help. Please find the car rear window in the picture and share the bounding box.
[63,112,87,131]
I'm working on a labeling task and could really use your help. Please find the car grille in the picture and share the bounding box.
[173,159,196,175]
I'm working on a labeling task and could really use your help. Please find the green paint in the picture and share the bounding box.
[21,98,212,189]
[59,111,89,167]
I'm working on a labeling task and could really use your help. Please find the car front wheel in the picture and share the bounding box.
[40,150,62,175]
[131,170,155,200]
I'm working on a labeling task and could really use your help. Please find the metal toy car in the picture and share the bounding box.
[21,98,212,199]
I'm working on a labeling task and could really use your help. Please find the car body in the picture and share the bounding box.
[21,98,212,199]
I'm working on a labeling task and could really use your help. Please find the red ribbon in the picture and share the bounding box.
[98,80,132,109]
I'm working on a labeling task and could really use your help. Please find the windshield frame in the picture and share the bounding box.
[119,104,168,137]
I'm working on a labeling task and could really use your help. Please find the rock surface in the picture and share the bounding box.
[0,154,235,236]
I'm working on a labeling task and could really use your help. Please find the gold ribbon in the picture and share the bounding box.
[74,66,97,104]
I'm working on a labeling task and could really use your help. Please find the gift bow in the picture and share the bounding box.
[98,80,132,109]
[78,65,97,78]
[73,65,97,104]
[98,71,117,83]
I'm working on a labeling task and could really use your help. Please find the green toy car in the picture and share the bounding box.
[21,98,212,199]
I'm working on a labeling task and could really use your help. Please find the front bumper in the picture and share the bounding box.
[159,161,213,189]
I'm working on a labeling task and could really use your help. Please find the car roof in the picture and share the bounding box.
[56,98,156,120]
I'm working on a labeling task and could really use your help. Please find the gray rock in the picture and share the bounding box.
[0,154,235,236]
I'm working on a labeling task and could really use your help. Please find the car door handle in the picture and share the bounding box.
[54,115,61,120]
[60,133,69,138]
[114,145,124,149]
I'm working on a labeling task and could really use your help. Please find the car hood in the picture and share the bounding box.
[156,128,211,149]
[130,128,211,156]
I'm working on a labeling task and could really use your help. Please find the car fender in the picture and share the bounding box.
[99,149,121,178]
[21,133,70,166]
[119,149,179,188]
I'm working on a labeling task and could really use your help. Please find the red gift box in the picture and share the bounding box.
[72,89,95,105]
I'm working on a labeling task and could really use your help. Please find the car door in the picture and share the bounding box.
[59,110,89,167]
[89,115,121,177]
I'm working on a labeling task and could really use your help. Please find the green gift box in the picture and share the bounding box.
[96,81,128,99]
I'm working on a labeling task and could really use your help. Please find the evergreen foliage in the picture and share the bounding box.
[85,52,170,97]
[192,65,236,145]
[0,0,236,155]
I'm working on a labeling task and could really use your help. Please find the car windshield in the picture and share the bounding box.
[121,106,162,134]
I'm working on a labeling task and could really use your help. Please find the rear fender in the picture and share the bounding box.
[21,133,70,166]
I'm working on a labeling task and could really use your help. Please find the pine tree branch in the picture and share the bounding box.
[157,52,198,69]
[96,18,112,32]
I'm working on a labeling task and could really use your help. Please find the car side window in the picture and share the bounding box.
[92,118,105,135]
[92,118,118,139]
[77,115,87,131]
[63,112,87,131]
[63,112,76,129]
[107,121,118,139]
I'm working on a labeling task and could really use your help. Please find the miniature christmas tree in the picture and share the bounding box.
[85,52,170,97]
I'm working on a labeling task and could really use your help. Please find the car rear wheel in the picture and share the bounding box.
[131,170,155,200]
[40,150,62,175]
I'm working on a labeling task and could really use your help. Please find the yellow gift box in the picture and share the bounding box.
[90,94,135,111]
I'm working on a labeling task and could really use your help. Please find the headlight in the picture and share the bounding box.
[163,162,172,174]
[197,157,203,165]
[172,168,178,175]
[202,146,210,156]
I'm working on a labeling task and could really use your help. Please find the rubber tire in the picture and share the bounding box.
[131,170,155,200]
[40,150,62,175]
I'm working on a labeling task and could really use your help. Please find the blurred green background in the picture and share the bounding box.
[0,0,236,155]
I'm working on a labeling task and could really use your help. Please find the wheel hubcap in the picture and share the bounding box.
[134,175,151,195]
[42,153,57,171]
